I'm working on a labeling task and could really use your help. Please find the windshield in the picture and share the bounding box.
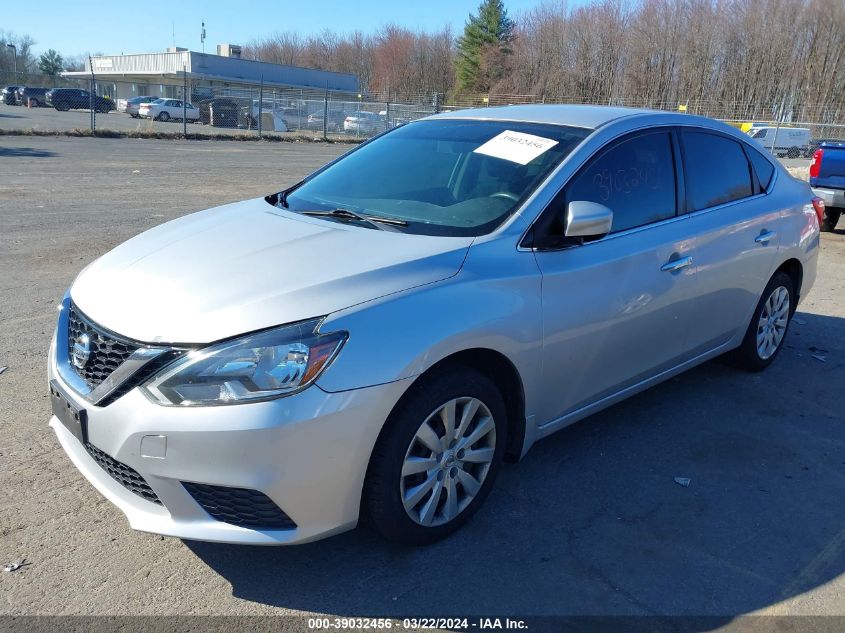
[751,128,768,139]
[283,119,589,236]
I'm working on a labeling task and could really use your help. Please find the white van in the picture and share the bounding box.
[747,126,810,158]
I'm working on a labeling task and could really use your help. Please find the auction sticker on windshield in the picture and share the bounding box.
[473,130,559,165]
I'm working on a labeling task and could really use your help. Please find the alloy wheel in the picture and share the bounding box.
[400,397,496,527]
[756,285,790,360]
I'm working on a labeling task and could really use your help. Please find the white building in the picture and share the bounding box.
[62,46,358,101]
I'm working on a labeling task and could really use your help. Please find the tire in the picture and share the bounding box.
[55,102,68,112]
[727,271,794,372]
[157,111,170,122]
[363,366,508,545]
[820,208,841,232]
[30,98,40,107]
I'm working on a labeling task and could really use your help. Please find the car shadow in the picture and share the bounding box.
[0,146,57,158]
[185,311,845,625]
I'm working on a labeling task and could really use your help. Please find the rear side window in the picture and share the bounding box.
[746,146,775,191]
[567,131,677,233]
[682,131,753,211]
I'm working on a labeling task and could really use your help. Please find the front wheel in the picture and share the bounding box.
[820,208,841,232]
[727,271,794,372]
[363,367,507,545]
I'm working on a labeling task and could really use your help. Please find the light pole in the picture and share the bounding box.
[6,44,16,74]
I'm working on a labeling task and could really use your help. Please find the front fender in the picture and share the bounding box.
[316,239,543,417]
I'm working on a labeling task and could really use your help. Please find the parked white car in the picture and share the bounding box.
[343,111,384,134]
[748,126,810,158]
[117,96,156,118]
[138,99,200,122]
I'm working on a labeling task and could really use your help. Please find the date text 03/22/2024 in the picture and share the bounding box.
[307,617,529,629]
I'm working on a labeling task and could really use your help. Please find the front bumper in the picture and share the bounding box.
[812,187,845,209]
[48,335,411,545]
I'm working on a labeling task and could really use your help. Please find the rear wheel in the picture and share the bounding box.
[727,271,793,372]
[820,208,841,232]
[158,111,170,122]
[363,367,507,545]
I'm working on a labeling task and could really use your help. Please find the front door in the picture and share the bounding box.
[533,129,698,425]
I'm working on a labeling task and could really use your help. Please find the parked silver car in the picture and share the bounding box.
[48,105,820,545]
[117,96,156,118]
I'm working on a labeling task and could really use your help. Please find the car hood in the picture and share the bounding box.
[71,197,473,344]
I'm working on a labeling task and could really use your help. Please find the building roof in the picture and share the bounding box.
[62,50,358,92]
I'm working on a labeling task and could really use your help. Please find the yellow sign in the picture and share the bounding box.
[482,96,489,104]
[678,104,688,112]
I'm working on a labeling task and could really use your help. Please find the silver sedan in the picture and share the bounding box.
[48,105,820,545]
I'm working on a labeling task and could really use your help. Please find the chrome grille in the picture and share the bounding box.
[67,303,139,389]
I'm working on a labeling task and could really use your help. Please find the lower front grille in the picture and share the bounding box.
[85,443,162,505]
[182,482,296,530]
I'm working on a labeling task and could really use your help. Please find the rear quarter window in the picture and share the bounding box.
[682,130,753,211]
[746,146,775,191]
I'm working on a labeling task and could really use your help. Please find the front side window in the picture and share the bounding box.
[283,119,589,237]
[566,131,677,233]
[682,130,753,211]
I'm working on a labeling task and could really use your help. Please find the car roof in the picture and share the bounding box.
[427,104,680,130]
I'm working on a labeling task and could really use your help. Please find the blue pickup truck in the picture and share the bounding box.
[810,140,845,231]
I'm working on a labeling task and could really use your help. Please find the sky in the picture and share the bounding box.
[2,0,565,58]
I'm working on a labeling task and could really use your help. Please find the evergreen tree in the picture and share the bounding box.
[455,0,514,93]
[38,49,64,76]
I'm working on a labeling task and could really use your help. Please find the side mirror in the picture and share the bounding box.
[565,201,613,239]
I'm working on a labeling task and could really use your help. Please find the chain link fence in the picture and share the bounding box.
[2,69,844,157]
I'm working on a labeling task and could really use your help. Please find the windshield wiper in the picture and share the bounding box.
[299,208,408,230]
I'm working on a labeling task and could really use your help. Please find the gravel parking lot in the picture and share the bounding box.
[1,136,843,624]
[0,104,361,139]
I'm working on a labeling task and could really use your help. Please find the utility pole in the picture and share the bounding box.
[6,44,16,74]
[258,75,263,138]
[183,65,188,137]
[88,56,96,133]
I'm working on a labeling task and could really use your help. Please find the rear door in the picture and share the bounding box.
[533,129,699,424]
[679,129,782,355]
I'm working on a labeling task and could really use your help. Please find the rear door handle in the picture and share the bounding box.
[755,231,777,244]
[661,256,693,272]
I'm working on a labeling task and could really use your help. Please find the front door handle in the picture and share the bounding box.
[755,230,777,245]
[661,256,693,272]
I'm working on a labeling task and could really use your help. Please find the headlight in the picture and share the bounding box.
[141,318,346,406]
